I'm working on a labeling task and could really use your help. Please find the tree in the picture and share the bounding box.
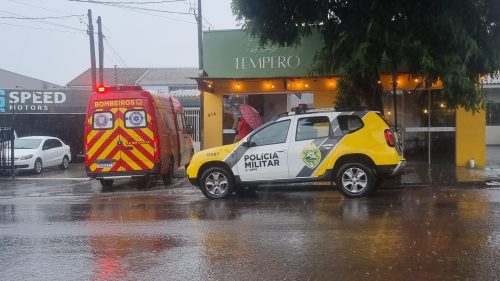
[232,0,500,112]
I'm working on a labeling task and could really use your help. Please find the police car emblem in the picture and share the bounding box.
[95,113,109,128]
[301,143,321,169]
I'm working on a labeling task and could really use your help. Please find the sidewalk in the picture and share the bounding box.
[386,163,500,187]
[384,146,500,187]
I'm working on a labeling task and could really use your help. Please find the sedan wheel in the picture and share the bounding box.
[33,159,43,175]
[59,156,69,170]
[200,167,234,199]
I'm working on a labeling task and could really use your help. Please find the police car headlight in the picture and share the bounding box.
[20,154,33,160]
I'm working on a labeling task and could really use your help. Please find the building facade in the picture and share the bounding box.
[198,30,486,168]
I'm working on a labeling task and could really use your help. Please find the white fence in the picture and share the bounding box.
[184,107,200,143]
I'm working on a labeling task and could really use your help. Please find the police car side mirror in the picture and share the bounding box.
[242,141,256,148]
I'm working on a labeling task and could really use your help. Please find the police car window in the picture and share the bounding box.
[250,120,290,146]
[93,111,114,130]
[337,115,364,133]
[296,116,331,141]
[125,110,147,128]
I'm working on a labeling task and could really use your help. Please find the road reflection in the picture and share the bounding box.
[77,187,498,280]
[85,195,180,281]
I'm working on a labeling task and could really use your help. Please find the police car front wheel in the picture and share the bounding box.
[200,167,234,199]
[336,163,375,198]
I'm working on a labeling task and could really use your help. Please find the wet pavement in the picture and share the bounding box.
[0,173,499,280]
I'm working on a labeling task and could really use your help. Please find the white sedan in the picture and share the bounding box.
[13,136,71,174]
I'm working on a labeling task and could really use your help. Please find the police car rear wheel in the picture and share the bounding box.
[200,167,234,199]
[336,163,375,198]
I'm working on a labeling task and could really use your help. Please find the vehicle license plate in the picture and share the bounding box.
[97,162,113,168]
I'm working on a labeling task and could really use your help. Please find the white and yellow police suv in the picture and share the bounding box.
[187,107,405,199]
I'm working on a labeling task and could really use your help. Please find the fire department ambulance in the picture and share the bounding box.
[187,106,405,199]
[84,86,193,189]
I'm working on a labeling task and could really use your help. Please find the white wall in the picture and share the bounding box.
[486,126,500,145]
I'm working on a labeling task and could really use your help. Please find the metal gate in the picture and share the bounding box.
[0,126,15,178]
[184,107,200,142]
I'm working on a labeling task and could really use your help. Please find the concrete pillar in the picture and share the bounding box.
[203,91,223,149]
[456,108,486,168]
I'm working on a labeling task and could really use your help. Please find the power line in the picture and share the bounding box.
[104,37,128,67]
[72,1,198,25]
[0,20,83,34]
[7,0,69,15]
[75,0,187,4]
[67,0,192,15]
[7,0,89,28]
[0,10,87,32]
[0,15,84,20]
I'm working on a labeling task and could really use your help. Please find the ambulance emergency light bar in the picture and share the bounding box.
[96,85,144,93]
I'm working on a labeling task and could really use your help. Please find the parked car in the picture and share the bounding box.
[13,136,71,174]
[187,106,405,199]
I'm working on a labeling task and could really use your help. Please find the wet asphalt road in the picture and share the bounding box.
[0,169,499,281]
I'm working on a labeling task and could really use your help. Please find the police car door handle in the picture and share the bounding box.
[276,150,286,153]
[322,144,333,149]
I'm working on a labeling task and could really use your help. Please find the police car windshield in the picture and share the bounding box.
[14,139,42,149]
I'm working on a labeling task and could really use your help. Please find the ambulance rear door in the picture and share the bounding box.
[118,95,155,172]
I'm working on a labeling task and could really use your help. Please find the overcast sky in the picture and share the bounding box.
[0,0,239,86]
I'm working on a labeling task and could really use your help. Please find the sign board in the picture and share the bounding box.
[203,30,324,78]
[0,89,90,114]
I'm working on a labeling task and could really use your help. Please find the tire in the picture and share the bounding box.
[200,167,234,199]
[59,156,69,170]
[335,162,375,198]
[162,158,174,186]
[33,159,43,175]
[100,179,114,188]
[137,175,152,190]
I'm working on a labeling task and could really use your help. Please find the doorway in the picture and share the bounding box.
[383,89,456,165]
[222,93,313,145]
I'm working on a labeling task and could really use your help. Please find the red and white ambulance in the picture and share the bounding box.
[84,86,193,189]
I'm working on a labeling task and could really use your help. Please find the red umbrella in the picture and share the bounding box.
[239,104,262,129]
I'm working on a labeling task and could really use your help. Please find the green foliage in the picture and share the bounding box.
[232,0,500,112]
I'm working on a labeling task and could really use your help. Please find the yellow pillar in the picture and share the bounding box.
[455,108,486,168]
[203,91,223,149]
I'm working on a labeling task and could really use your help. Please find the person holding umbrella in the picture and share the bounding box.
[233,104,262,143]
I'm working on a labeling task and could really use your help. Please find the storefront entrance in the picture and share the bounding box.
[383,89,456,165]
[222,93,313,145]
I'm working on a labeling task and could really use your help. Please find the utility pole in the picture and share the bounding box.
[195,0,204,149]
[197,0,203,71]
[87,9,97,90]
[97,16,104,86]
